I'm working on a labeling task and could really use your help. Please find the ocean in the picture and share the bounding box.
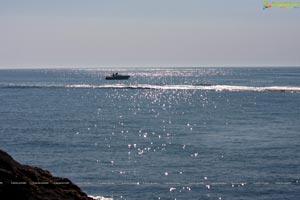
[0,67,299,200]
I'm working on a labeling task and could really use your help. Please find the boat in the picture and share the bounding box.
[105,73,130,80]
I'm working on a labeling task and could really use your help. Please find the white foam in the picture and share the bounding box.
[89,195,113,200]
[1,83,300,92]
[65,84,300,92]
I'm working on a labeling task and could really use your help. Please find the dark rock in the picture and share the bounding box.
[0,149,93,200]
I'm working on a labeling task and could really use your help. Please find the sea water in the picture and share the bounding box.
[0,67,299,200]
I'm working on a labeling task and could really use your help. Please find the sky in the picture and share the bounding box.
[0,0,300,68]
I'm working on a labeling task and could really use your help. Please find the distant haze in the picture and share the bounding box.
[0,0,299,68]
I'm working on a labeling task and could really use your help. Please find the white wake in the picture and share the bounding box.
[1,83,300,92]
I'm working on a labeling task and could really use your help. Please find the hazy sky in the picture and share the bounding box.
[0,0,300,68]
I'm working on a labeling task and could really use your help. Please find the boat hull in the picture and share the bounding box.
[105,75,130,80]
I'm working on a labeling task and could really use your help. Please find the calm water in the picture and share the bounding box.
[0,67,300,200]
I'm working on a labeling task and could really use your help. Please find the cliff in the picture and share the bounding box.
[0,149,93,200]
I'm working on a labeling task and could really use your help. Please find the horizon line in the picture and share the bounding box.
[0,65,300,70]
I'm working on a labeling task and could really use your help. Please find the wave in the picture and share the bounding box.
[89,195,113,200]
[1,83,300,92]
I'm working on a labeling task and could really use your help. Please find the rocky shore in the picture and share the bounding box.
[0,149,93,200]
